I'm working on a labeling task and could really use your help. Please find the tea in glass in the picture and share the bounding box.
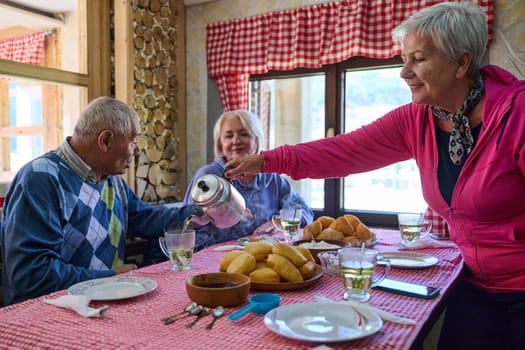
[272,207,302,243]
[338,247,390,302]
[159,229,196,271]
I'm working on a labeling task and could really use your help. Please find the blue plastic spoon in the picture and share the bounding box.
[228,293,281,321]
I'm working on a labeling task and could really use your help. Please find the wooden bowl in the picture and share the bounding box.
[185,272,250,307]
[292,239,348,264]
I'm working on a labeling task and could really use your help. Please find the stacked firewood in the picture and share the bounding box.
[131,0,185,203]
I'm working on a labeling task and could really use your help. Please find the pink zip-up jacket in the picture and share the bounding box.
[262,65,525,293]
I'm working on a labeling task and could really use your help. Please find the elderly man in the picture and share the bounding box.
[0,96,200,305]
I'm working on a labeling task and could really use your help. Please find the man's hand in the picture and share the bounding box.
[114,264,138,274]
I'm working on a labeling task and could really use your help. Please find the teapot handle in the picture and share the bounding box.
[186,214,211,227]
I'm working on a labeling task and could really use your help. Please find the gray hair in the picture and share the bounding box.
[392,2,487,77]
[73,96,140,141]
[213,110,265,158]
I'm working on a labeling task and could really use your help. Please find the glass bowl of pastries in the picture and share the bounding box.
[302,214,378,248]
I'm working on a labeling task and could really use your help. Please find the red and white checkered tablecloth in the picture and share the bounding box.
[0,228,463,350]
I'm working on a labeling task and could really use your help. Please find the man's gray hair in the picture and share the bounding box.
[73,96,139,141]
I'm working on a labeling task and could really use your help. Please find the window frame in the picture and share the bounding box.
[250,56,405,228]
[0,0,112,185]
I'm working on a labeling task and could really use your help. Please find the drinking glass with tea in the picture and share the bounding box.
[338,247,390,302]
[397,213,432,246]
[159,229,196,271]
[271,207,302,243]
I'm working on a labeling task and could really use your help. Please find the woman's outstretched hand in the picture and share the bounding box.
[224,154,264,179]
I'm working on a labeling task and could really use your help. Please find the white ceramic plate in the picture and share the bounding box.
[68,276,157,301]
[378,252,438,269]
[264,302,382,342]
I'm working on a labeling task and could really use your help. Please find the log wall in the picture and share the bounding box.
[129,0,186,203]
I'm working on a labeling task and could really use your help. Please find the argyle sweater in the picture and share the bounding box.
[1,141,198,305]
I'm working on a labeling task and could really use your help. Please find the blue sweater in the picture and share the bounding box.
[183,158,314,247]
[1,142,198,305]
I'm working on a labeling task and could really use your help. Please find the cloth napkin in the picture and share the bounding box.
[43,294,109,317]
[314,294,416,325]
[399,238,457,250]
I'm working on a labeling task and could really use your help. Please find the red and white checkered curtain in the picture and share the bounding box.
[0,31,46,65]
[206,0,493,111]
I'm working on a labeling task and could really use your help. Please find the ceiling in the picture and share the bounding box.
[0,0,217,32]
[0,0,74,31]
[4,0,77,13]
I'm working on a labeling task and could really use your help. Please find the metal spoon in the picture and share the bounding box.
[186,307,210,329]
[161,302,197,323]
[163,304,203,325]
[205,306,224,330]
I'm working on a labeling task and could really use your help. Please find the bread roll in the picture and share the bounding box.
[304,220,322,238]
[317,228,344,240]
[267,253,303,282]
[343,235,360,245]
[299,261,317,279]
[245,241,274,261]
[272,243,307,267]
[254,260,268,270]
[219,250,245,272]
[355,222,372,241]
[344,214,361,229]
[249,267,281,283]
[294,246,315,262]
[226,252,256,275]
[317,216,336,229]
[329,217,355,236]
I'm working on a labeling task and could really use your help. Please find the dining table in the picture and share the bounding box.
[0,227,463,350]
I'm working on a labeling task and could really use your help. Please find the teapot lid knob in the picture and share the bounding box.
[197,180,209,192]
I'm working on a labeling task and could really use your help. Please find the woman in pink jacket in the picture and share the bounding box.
[225,2,525,349]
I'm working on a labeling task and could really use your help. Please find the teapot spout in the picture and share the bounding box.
[186,214,211,227]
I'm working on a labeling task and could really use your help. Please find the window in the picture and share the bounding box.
[343,67,425,213]
[249,75,325,209]
[250,57,424,227]
[0,0,109,193]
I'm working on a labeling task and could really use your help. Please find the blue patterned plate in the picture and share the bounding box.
[68,276,157,301]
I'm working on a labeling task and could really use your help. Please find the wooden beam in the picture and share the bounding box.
[0,58,89,86]
[114,0,136,189]
[86,0,111,100]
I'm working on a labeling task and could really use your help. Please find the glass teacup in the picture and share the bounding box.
[272,207,302,243]
[338,247,390,302]
[159,229,196,271]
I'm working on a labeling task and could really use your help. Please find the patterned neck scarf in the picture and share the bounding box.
[431,74,485,165]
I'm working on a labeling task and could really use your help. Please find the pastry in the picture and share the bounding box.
[249,267,280,283]
[226,252,256,275]
[219,250,245,272]
[267,253,303,282]
[245,241,274,261]
[272,243,307,267]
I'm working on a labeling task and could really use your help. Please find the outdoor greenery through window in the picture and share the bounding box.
[249,61,425,226]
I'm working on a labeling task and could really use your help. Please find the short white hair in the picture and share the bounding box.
[392,2,488,77]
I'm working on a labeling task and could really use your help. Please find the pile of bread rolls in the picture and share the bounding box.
[219,242,317,283]
[303,214,376,246]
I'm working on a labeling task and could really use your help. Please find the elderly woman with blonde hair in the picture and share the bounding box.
[183,109,313,247]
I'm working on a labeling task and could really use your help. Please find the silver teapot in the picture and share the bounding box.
[187,174,246,228]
